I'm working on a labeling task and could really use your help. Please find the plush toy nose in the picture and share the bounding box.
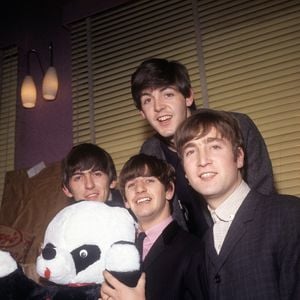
[42,243,57,260]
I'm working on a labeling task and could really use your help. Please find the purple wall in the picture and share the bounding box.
[0,2,73,170]
[0,0,130,170]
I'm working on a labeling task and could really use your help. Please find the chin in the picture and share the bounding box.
[158,131,174,139]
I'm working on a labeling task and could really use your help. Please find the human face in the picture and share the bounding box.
[140,87,194,143]
[182,127,244,209]
[124,176,174,230]
[63,167,116,202]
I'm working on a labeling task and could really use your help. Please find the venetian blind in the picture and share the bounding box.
[198,0,300,196]
[70,0,202,172]
[0,46,17,205]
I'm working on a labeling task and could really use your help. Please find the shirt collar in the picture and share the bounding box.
[140,216,173,243]
[208,180,250,222]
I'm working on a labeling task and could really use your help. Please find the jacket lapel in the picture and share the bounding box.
[207,190,260,271]
[142,221,179,270]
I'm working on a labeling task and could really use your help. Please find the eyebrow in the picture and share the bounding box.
[182,136,225,150]
[71,171,83,176]
[72,168,101,175]
[140,86,178,97]
[206,137,225,143]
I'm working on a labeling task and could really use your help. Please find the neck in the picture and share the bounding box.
[159,135,176,151]
[139,213,171,232]
[207,176,243,210]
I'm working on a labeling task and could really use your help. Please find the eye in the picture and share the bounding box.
[211,144,221,150]
[72,174,82,181]
[126,182,135,190]
[145,177,155,184]
[79,249,88,258]
[184,149,195,157]
[93,170,102,177]
[164,92,174,98]
[142,97,151,106]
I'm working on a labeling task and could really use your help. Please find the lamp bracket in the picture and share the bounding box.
[27,49,45,75]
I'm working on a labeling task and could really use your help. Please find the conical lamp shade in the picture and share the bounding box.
[21,75,37,108]
[42,66,58,100]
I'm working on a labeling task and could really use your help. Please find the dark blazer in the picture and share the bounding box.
[140,110,276,237]
[205,190,300,300]
[142,220,207,300]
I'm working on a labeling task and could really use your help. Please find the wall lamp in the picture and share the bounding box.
[21,42,59,108]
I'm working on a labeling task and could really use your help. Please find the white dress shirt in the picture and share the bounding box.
[208,180,250,254]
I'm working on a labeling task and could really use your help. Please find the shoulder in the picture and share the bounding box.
[140,135,160,149]
[140,135,165,159]
[261,192,300,209]
[107,189,124,207]
[249,190,300,221]
[274,193,300,213]
[163,221,202,251]
[227,111,252,123]
[229,111,258,132]
[226,111,263,141]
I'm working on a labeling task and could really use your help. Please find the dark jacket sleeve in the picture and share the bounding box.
[232,112,276,195]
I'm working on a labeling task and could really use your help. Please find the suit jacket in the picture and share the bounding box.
[140,110,276,237]
[205,190,300,300]
[142,220,207,300]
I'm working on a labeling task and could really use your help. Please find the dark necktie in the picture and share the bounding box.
[136,232,146,259]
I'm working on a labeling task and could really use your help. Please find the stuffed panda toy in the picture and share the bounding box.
[0,201,141,299]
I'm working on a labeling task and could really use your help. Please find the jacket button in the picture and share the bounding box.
[214,274,221,283]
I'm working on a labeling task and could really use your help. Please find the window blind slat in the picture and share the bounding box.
[0,46,17,205]
[70,0,201,173]
[199,0,300,195]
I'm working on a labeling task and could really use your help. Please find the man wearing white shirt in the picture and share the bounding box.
[175,108,300,300]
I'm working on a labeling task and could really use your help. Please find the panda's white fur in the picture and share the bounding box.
[0,250,17,277]
[36,201,139,284]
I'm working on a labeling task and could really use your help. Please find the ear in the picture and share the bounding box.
[62,185,73,198]
[124,200,130,209]
[109,180,117,189]
[185,89,194,108]
[166,182,175,201]
[184,173,189,183]
[236,147,245,169]
[140,110,146,119]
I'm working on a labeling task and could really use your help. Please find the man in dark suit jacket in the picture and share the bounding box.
[175,109,300,299]
[101,153,207,300]
[131,58,276,239]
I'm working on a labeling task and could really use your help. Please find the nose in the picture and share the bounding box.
[197,148,211,166]
[135,179,146,193]
[153,97,164,112]
[84,173,95,189]
[42,243,56,260]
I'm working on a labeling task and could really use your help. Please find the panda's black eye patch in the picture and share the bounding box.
[71,244,101,274]
[42,243,56,260]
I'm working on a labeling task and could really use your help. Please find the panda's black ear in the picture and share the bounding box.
[71,245,101,274]
[108,270,141,288]
[105,241,141,287]
[0,265,47,299]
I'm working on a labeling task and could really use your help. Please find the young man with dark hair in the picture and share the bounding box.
[101,153,207,300]
[174,109,300,299]
[62,143,123,206]
[131,58,276,238]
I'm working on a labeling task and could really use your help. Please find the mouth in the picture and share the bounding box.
[199,172,217,180]
[157,115,172,122]
[136,197,151,204]
[85,193,99,200]
[44,267,51,280]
